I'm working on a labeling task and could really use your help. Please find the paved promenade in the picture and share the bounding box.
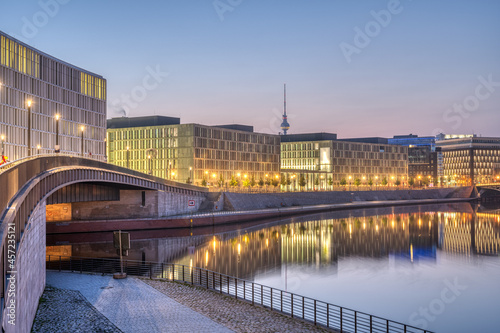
[41,271,332,332]
[45,271,233,332]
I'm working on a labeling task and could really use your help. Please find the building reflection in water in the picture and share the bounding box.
[47,204,500,281]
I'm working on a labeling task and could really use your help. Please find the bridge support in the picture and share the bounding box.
[2,202,46,333]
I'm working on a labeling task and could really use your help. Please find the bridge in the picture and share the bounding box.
[0,155,208,332]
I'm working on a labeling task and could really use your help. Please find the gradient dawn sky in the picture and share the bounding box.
[1,0,499,138]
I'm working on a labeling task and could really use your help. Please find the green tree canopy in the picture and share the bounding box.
[340,178,347,186]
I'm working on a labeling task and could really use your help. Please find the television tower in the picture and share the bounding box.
[280,84,290,135]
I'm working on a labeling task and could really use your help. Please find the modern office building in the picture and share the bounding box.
[281,133,408,190]
[0,31,107,161]
[437,136,500,185]
[388,134,439,183]
[107,116,281,186]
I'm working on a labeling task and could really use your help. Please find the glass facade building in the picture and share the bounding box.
[281,133,408,190]
[0,31,107,161]
[107,117,281,186]
[437,137,500,185]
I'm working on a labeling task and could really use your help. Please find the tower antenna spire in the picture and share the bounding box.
[280,83,290,135]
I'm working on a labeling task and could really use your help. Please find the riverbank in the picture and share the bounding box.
[47,187,477,234]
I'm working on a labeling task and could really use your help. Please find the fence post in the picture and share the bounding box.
[252,283,254,305]
[281,290,283,312]
[206,270,209,289]
[291,294,294,318]
[261,285,263,305]
[227,276,229,294]
[212,271,215,290]
[340,308,343,332]
[355,311,357,332]
[191,267,193,285]
[235,278,238,299]
[314,300,317,325]
[162,263,164,279]
[370,315,372,333]
[326,303,329,327]
[220,274,222,294]
[302,298,305,319]
[404,325,407,333]
[182,265,185,282]
[386,320,389,333]
[270,288,273,310]
[243,281,246,300]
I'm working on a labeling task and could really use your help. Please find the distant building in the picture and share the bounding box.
[281,133,408,190]
[0,30,107,161]
[388,134,439,184]
[436,136,500,185]
[107,116,280,186]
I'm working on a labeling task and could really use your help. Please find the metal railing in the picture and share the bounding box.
[46,255,434,333]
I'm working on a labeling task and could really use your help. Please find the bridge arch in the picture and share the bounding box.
[0,156,207,332]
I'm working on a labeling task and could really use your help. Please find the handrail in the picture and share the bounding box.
[46,255,434,333]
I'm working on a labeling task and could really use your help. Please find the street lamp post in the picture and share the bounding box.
[189,167,192,183]
[1,135,5,156]
[126,146,130,169]
[148,155,152,175]
[348,175,352,191]
[55,114,60,153]
[36,144,41,155]
[27,100,32,157]
[80,125,85,157]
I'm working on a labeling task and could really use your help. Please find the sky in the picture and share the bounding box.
[1,0,499,138]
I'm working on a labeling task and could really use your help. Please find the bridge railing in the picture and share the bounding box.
[46,255,434,333]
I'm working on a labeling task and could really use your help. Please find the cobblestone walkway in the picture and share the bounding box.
[144,279,333,333]
[32,286,122,333]
[46,271,234,333]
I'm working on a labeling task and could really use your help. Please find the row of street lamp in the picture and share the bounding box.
[0,99,88,158]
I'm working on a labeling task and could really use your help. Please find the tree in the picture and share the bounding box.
[280,176,286,187]
[394,179,401,186]
[354,178,361,188]
[186,177,191,184]
[381,177,388,186]
[201,178,207,187]
[250,175,256,187]
[272,179,280,187]
[340,178,347,186]
[298,174,306,188]
[243,178,251,188]
[218,174,224,187]
[286,176,291,186]
[230,175,239,187]
[408,177,415,187]
[265,177,272,186]
[314,176,319,186]
[368,177,373,187]
[258,178,264,187]
[328,176,333,186]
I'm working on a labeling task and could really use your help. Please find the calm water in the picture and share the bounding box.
[47,202,500,333]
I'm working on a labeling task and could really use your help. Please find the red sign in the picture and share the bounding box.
[188,200,195,207]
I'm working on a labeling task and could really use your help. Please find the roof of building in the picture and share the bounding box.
[280,133,338,142]
[340,137,389,144]
[213,124,254,132]
[107,116,181,129]
[0,30,104,78]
